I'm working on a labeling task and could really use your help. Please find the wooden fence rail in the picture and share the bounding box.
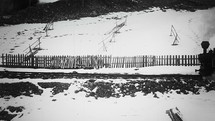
[1,54,200,69]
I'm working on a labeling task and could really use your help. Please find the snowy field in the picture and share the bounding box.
[0,8,215,56]
[1,6,215,121]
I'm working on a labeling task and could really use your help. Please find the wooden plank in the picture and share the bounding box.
[120,57,123,68]
[193,55,196,66]
[102,55,105,68]
[187,55,190,66]
[108,55,111,68]
[160,55,162,66]
[11,54,13,66]
[117,57,120,68]
[162,55,164,66]
[86,55,88,68]
[7,54,9,66]
[67,56,70,68]
[124,57,127,68]
[188,55,191,66]
[191,55,193,66]
[123,56,125,68]
[171,55,174,66]
[137,56,139,68]
[131,56,133,67]
[156,55,159,66]
[64,56,68,69]
[111,57,114,68]
[127,57,130,68]
[115,57,118,68]
[9,54,13,67]
[181,55,183,66]
[99,55,102,68]
[104,55,107,68]
[134,56,136,68]
[152,56,156,66]
[67,56,70,69]
[122,56,124,68]
[59,56,62,69]
[125,57,128,68]
[14,54,16,66]
[16,54,18,66]
[70,56,73,69]
[185,55,187,66]
[2,54,4,66]
[55,56,58,68]
[13,54,15,66]
[169,55,172,66]
[10,54,12,66]
[82,55,87,67]
[126,57,129,68]
[121,57,123,68]
[154,56,157,66]
[139,56,141,67]
[130,57,132,68]
[63,56,66,69]
[116,57,119,68]
[166,55,169,66]
[145,55,147,67]
[48,56,51,68]
[46,55,49,68]
[192,55,195,65]
[195,55,197,65]
[6,54,8,66]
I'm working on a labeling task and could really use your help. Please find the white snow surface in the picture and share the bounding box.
[0,78,215,121]
[1,8,215,121]
[1,7,215,74]
[0,66,200,75]
[0,8,215,56]
[39,0,59,3]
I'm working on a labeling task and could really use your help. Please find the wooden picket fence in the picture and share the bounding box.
[0,54,200,69]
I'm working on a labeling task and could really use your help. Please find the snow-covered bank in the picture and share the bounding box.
[1,78,215,121]
[0,66,200,75]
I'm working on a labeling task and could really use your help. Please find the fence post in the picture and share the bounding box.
[11,55,15,67]
[166,55,169,66]
[181,55,183,66]
[14,54,16,67]
[2,54,4,66]
[185,55,187,66]
[157,55,159,66]
[31,55,34,68]
[6,54,8,66]
[6,54,9,66]
[193,55,196,65]
[172,55,175,66]
[145,55,148,67]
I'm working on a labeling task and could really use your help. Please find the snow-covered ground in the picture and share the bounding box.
[1,78,215,121]
[1,7,215,121]
[0,8,215,56]
[0,66,200,75]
